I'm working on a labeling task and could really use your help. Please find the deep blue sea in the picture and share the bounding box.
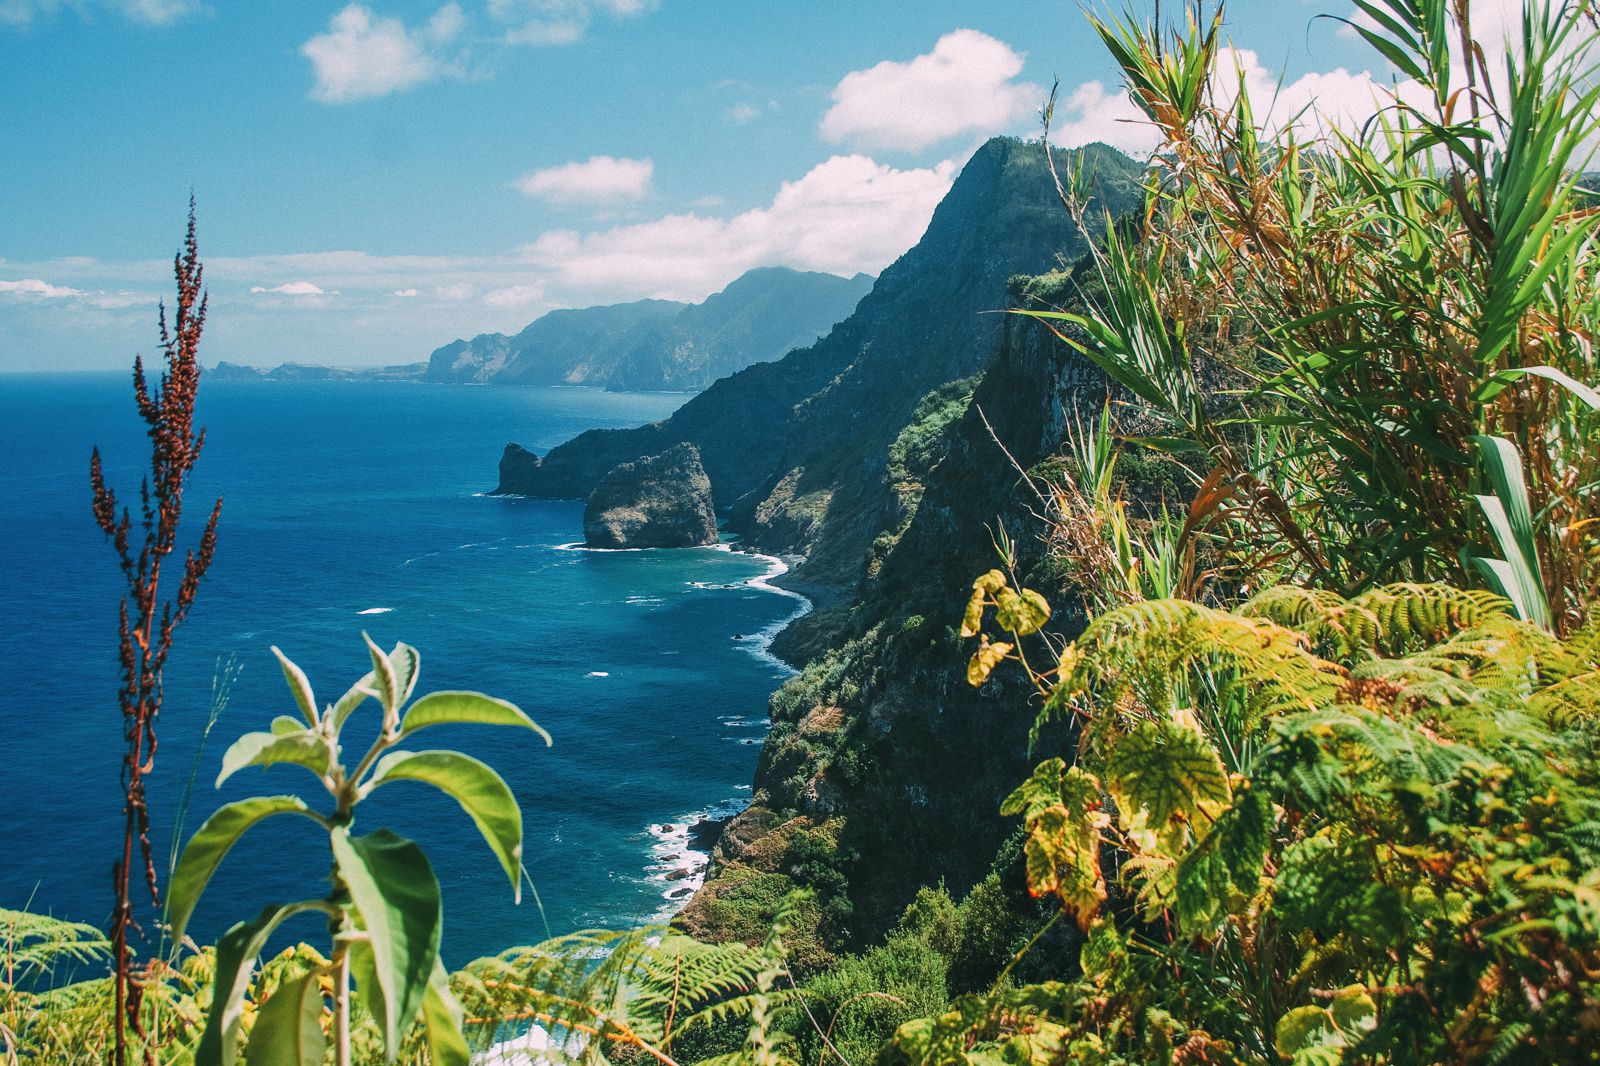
[0,374,799,967]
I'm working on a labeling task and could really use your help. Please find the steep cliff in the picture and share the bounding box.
[582,444,718,549]
[502,138,1142,532]
[678,281,1121,944]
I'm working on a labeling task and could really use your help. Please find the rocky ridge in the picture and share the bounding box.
[582,443,718,549]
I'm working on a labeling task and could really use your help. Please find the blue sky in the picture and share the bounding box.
[1,0,1395,370]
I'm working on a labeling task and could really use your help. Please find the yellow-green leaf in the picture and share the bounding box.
[967,640,1013,686]
[398,691,552,746]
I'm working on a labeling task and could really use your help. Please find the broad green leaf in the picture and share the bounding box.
[1105,720,1231,832]
[269,715,303,736]
[271,646,318,726]
[966,639,1013,686]
[398,691,551,746]
[196,901,321,1066]
[332,828,442,1060]
[364,633,400,719]
[421,960,470,1066]
[1275,1005,1340,1060]
[365,749,524,901]
[246,973,326,1066]
[168,795,316,943]
[1174,790,1272,934]
[1022,805,1105,926]
[348,938,386,1051]
[994,587,1051,636]
[215,730,331,789]
[1002,758,1066,818]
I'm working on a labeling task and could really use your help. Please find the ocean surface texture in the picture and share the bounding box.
[0,374,798,966]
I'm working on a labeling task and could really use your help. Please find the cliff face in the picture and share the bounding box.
[493,443,542,495]
[582,444,718,549]
[503,139,1142,527]
[423,268,870,392]
[682,281,1125,944]
[496,137,1147,949]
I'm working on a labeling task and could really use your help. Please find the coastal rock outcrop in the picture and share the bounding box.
[492,443,542,496]
[582,444,717,549]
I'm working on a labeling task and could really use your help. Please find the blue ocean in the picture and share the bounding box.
[0,373,799,967]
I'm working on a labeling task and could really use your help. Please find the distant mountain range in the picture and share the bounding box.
[208,361,427,381]
[423,267,873,391]
[209,266,872,393]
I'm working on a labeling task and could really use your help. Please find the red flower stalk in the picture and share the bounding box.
[89,201,222,1066]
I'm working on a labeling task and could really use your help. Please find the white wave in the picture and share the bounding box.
[356,607,394,616]
[586,671,610,678]
[641,798,748,921]
[729,551,812,676]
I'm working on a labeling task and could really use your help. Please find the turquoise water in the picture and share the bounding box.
[0,374,796,966]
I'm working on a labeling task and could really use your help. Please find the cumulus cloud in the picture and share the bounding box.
[487,0,656,46]
[301,3,465,104]
[514,155,653,203]
[249,281,330,296]
[1046,80,1163,155]
[518,153,955,297]
[820,30,1044,152]
[0,277,85,299]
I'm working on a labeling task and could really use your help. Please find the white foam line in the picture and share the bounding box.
[722,547,811,676]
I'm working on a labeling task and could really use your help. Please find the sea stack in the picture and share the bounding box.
[492,443,542,495]
[583,443,717,549]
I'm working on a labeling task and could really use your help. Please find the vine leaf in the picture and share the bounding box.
[1105,720,1231,832]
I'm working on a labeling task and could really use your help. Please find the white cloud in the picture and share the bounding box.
[392,288,419,297]
[518,153,955,297]
[484,283,546,307]
[820,30,1044,152]
[514,155,653,203]
[301,3,464,104]
[1047,80,1162,155]
[487,0,656,46]
[723,102,760,125]
[0,277,84,299]
[249,281,329,296]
